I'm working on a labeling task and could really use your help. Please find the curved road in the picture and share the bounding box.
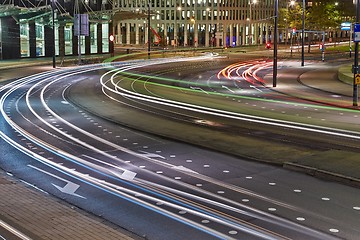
[0,57,359,240]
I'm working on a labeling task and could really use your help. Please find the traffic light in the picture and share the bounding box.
[292,28,296,35]
[266,42,271,49]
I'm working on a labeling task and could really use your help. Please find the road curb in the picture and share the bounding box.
[283,162,360,188]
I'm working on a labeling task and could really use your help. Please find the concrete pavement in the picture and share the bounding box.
[0,170,142,240]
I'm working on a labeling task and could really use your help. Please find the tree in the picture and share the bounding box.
[278,3,307,30]
[307,0,341,31]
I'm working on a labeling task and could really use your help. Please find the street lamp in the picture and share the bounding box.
[190,17,195,47]
[273,0,278,87]
[147,0,150,59]
[248,0,257,45]
[301,0,305,66]
[353,0,359,106]
[175,6,181,47]
[51,0,56,68]
[206,7,213,47]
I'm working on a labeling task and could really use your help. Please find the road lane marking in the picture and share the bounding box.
[28,164,86,199]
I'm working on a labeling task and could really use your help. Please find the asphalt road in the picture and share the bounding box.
[0,57,359,239]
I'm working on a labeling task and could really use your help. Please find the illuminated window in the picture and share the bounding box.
[35,21,45,56]
[102,23,109,52]
[55,25,59,55]
[90,23,98,53]
[20,23,30,57]
[64,25,72,55]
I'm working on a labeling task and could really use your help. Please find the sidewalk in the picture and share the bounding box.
[0,54,110,70]
[0,170,141,240]
[263,62,356,108]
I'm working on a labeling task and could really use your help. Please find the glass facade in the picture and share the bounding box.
[35,21,45,57]
[80,35,85,54]
[20,23,30,57]
[90,23,97,54]
[0,2,112,60]
[55,25,59,56]
[102,23,109,53]
[64,25,73,55]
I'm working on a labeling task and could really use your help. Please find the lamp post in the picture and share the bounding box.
[206,7,213,47]
[301,0,305,66]
[175,6,181,47]
[273,0,278,87]
[51,0,56,68]
[147,0,151,59]
[353,0,359,106]
[190,17,195,47]
[248,0,257,45]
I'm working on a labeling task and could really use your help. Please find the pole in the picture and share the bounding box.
[301,0,305,66]
[78,16,81,65]
[353,0,359,106]
[350,26,353,58]
[290,33,293,57]
[249,2,252,45]
[51,0,56,68]
[321,31,325,62]
[273,0,278,87]
[147,0,151,59]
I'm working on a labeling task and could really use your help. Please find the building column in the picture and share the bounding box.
[254,23,258,45]
[194,23,198,47]
[163,24,168,45]
[223,24,227,47]
[184,23,188,46]
[145,22,148,44]
[205,23,209,47]
[174,23,178,46]
[229,24,233,47]
[242,25,246,45]
[117,22,122,44]
[58,25,65,58]
[265,24,269,43]
[126,23,131,44]
[29,22,36,57]
[135,23,140,45]
[236,24,240,46]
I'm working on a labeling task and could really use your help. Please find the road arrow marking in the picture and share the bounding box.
[109,169,137,181]
[138,150,166,159]
[172,165,198,174]
[52,182,86,199]
[28,165,86,199]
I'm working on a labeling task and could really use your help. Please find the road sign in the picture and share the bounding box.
[74,14,89,36]
[355,74,360,85]
[341,22,351,31]
[354,24,360,42]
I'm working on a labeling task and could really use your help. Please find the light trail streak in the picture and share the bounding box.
[102,65,360,140]
[0,58,348,239]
